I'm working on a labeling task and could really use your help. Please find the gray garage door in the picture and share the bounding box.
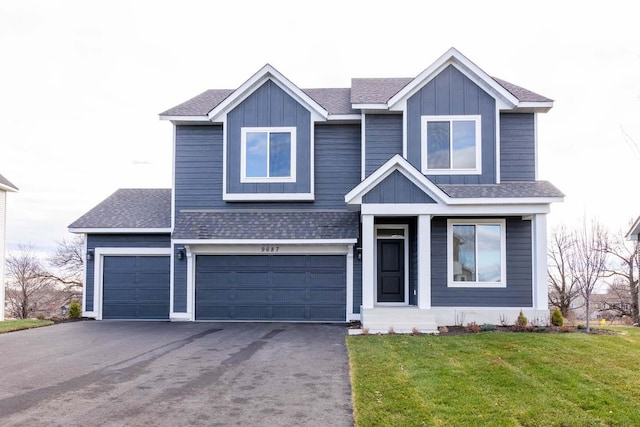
[195,255,346,321]
[102,256,170,320]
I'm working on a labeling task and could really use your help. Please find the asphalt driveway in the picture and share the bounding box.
[0,321,353,426]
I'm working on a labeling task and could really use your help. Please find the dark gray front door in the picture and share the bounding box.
[377,240,405,303]
[195,255,346,321]
[102,256,170,320]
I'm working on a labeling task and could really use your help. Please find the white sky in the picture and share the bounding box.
[1,0,639,253]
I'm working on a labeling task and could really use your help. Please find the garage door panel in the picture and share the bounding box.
[102,255,170,320]
[196,255,346,321]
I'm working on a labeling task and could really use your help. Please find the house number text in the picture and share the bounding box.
[261,246,280,253]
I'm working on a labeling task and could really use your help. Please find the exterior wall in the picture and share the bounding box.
[173,244,187,313]
[406,64,496,184]
[430,217,532,307]
[175,123,361,211]
[227,80,311,195]
[85,234,171,312]
[365,114,403,177]
[500,113,536,181]
[363,170,436,204]
[0,191,5,320]
[353,255,362,314]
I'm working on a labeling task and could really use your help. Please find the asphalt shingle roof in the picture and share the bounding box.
[0,173,18,191]
[350,78,412,104]
[173,210,359,240]
[68,189,172,229]
[492,77,553,103]
[437,181,564,199]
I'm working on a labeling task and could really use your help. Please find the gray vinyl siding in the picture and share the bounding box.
[500,113,536,181]
[363,170,436,204]
[430,217,532,307]
[365,114,403,176]
[175,123,360,211]
[173,245,187,313]
[85,234,171,312]
[406,65,496,184]
[227,80,311,195]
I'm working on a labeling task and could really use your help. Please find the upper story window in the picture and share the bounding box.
[421,115,481,175]
[448,219,506,288]
[241,127,297,183]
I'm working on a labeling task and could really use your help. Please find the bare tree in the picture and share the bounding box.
[5,246,56,319]
[548,225,581,317]
[604,225,640,324]
[43,235,84,305]
[569,219,609,332]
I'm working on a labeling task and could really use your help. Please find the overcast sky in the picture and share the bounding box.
[1,1,639,254]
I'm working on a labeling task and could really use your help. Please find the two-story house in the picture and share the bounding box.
[1,173,18,321]
[69,48,563,332]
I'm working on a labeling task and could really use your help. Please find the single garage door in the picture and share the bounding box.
[196,255,346,321]
[102,256,170,320]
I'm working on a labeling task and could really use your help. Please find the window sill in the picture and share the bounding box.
[223,192,314,202]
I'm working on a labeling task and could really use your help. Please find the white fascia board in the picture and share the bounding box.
[223,192,314,202]
[388,48,519,110]
[446,196,564,205]
[174,239,357,245]
[95,247,172,256]
[0,183,17,192]
[515,102,554,113]
[327,114,362,121]
[159,115,210,122]
[361,203,552,216]
[208,64,328,121]
[626,216,640,240]
[351,103,388,110]
[68,228,172,234]
[344,154,450,206]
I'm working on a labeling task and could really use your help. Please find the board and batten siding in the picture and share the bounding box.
[227,80,311,195]
[85,234,171,312]
[363,170,436,204]
[174,123,361,211]
[500,113,536,181]
[430,217,532,307]
[406,65,496,184]
[364,114,403,177]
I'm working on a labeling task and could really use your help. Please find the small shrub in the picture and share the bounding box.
[438,325,449,334]
[559,325,573,333]
[388,327,396,335]
[577,324,586,330]
[465,322,480,333]
[481,323,496,332]
[411,327,421,335]
[68,300,81,319]
[551,308,564,327]
[35,312,46,320]
[362,327,370,335]
[513,310,529,332]
[498,314,509,326]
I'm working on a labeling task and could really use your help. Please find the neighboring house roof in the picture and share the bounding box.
[439,181,564,199]
[173,211,359,240]
[0,173,18,192]
[68,189,172,231]
[626,215,640,241]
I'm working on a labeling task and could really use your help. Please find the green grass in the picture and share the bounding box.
[0,318,54,334]
[347,327,640,426]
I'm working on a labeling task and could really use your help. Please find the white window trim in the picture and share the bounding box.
[240,126,297,183]
[421,115,482,175]
[374,224,409,306]
[447,218,506,288]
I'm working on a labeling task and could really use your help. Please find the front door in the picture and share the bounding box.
[377,240,405,303]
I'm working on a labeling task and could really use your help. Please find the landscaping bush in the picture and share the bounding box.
[551,308,564,327]
[514,310,529,332]
[35,312,46,320]
[68,300,81,319]
[465,322,480,333]
[481,323,497,332]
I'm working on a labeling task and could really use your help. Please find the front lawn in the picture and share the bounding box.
[0,318,53,334]
[347,327,640,426]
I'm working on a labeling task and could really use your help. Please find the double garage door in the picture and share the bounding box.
[102,254,347,321]
[195,255,346,321]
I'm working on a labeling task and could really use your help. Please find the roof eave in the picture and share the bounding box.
[159,115,210,122]
[68,227,172,234]
[625,216,640,240]
[0,183,18,192]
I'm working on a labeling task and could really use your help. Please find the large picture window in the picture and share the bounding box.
[241,127,296,182]
[421,115,481,175]
[447,219,506,288]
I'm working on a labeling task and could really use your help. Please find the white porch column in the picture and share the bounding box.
[361,214,375,309]
[417,214,431,309]
[533,214,548,310]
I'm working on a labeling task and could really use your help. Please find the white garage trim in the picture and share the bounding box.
[93,247,171,320]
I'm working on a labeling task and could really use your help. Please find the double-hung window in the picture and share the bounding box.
[421,115,481,174]
[241,127,296,182]
[447,219,506,288]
